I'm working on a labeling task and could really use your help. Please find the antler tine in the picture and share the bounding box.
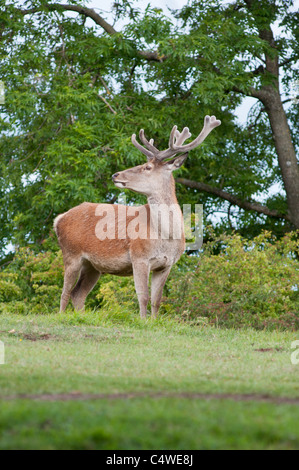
[174,127,192,146]
[156,126,191,160]
[139,129,159,154]
[170,115,221,153]
[168,125,177,149]
[154,125,181,161]
[131,132,155,160]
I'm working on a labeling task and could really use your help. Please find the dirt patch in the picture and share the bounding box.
[254,348,283,353]
[2,329,54,342]
[1,391,299,405]
[20,333,52,342]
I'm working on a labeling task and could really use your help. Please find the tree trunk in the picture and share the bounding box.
[262,89,299,229]
[252,17,299,229]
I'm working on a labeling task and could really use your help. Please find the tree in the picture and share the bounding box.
[0,0,298,262]
[173,0,299,228]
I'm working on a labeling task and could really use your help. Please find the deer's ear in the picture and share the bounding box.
[165,153,188,171]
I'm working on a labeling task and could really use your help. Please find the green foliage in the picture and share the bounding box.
[0,242,64,314]
[0,0,298,261]
[0,274,22,302]
[165,231,299,330]
[96,276,137,311]
[0,231,298,330]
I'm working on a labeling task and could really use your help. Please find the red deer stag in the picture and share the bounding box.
[54,115,221,317]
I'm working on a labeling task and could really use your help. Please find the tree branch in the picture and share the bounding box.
[98,95,117,114]
[19,3,166,62]
[229,84,269,103]
[20,3,118,35]
[176,177,290,221]
[279,56,299,67]
[251,64,265,75]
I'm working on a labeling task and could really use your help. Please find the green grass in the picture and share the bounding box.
[0,310,299,449]
[2,399,299,450]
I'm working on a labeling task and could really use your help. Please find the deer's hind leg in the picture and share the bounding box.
[60,258,83,312]
[151,266,171,318]
[70,260,101,311]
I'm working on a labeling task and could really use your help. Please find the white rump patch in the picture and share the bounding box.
[53,213,65,232]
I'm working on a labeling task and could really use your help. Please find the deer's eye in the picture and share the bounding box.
[145,165,152,171]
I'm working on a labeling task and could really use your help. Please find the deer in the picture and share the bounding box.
[54,115,221,318]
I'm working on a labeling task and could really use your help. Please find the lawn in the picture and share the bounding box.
[0,310,299,450]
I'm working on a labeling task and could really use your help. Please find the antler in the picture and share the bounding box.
[131,129,159,160]
[131,115,221,161]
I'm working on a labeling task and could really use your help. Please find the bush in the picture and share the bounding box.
[0,240,137,315]
[0,231,298,330]
[0,274,22,302]
[165,231,299,330]
[0,244,64,314]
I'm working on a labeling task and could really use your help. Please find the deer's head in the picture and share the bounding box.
[112,115,221,197]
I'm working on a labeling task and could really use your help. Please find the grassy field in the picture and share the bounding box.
[0,310,299,450]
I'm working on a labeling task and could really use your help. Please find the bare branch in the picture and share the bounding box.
[251,64,265,75]
[20,4,118,35]
[19,3,166,63]
[247,105,266,131]
[98,95,117,115]
[99,76,112,95]
[176,177,290,221]
[279,57,299,67]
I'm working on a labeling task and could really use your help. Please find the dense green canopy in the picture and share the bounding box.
[0,0,298,262]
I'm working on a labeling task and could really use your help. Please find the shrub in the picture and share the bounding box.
[165,231,299,330]
[0,245,64,314]
[96,276,137,311]
[0,241,137,315]
[0,231,298,330]
[0,273,22,302]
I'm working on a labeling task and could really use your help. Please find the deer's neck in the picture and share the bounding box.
[147,177,183,241]
[147,176,178,206]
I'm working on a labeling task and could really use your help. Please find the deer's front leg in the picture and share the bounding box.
[132,261,150,318]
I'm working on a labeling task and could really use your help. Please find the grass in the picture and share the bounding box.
[2,399,299,450]
[0,309,299,449]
